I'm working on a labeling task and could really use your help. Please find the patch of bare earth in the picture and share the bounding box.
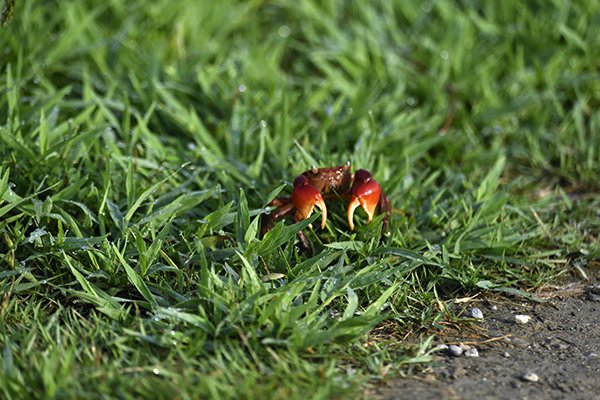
[370,266,600,400]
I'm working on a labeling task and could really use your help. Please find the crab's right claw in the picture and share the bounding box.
[347,169,381,230]
[292,175,327,229]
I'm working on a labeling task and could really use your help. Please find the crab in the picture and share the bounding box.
[261,162,391,252]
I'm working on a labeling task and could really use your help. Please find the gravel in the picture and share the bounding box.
[514,314,531,324]
[464,348,480,357]
[448,345,463,357]
[520,371,540,382]
[371,280,600,400]
[468,308,484,319]
[435,344,449,351]
[586,285,600,301]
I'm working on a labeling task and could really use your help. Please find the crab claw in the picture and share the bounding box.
[347,169,381,230]
[292,175,327,229]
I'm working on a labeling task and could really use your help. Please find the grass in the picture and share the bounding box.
[1,0,599,398]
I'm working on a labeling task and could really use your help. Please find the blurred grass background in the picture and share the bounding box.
[1,0,599,398]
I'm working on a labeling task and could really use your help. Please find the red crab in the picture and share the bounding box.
[261,162,391,251]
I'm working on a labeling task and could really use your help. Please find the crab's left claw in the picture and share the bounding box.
[292,175,327,229]
[347,169,381,230]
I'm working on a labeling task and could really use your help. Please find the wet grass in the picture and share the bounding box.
[1,1,599,398]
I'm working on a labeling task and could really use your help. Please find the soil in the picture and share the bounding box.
[370,268,600,400]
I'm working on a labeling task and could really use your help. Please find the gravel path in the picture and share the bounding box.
[371,281,600,400]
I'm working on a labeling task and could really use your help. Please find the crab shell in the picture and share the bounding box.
[290,162,384,231]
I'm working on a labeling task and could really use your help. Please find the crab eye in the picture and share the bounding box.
[354,169,372,182]
[294,175,309,187]
[310,165,318,174]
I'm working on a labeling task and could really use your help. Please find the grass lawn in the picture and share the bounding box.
[1,0,599,398]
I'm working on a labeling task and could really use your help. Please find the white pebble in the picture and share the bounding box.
[435,344,449,351]
[521,371,539,382]
[464,348,480,357]
[448,345,463,356]
[469,307,484,319]
[515,314,531,324]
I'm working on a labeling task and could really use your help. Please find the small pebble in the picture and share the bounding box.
[502,351,510,358]
[521,371,539,382]
[491,305,498,311]
[586,291,600,302]
[469,307,484,319]
[435,344,449,351]
[448,345,463,357]
[515,314,531,324]
[464,348,479,357]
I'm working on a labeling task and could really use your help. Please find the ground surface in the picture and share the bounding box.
[373,266,600,400]
[2,2,600,398]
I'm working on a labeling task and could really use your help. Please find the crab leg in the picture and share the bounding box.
[292,175,328,229]
[260,197,295,235]
[347,169,381,230]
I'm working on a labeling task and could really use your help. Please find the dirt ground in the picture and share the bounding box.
[371,267,600,400]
